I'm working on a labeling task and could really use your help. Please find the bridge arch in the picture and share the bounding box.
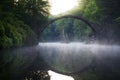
[39,15,96,75]
[42,15,96,33]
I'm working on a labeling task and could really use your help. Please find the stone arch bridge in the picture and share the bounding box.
[0,15,120,80]
[39,15,119,43]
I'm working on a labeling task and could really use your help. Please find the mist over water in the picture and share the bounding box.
[38,42,120,73]
[1,42,120,80]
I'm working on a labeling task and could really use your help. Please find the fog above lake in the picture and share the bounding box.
[38,42,120,73]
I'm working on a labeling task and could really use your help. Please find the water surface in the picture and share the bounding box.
[38,42,120,73]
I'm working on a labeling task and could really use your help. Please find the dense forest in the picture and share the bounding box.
[0,0,49,49]
[0,0,120,80]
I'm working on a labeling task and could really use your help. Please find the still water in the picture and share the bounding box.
[38,42,120,80]
[1,42,120,80]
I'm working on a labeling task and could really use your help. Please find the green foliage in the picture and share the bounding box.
[0,35,13,48]
[40,23,60,41]
[81,0,104,22]
[0,17,27,48]
[115,17,120,24]
[76,0,120,23]
[0,0,50,49]
[96,0,120,19]
[0,21,13,48]
[72,0,110,23]
[15,0,50,33]
[73,69,98,80]
[73,19,93,41]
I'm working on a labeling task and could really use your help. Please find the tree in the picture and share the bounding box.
[0,0,50,80]
[0,0,50,48]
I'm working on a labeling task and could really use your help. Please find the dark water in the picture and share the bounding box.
[0,42,120,80]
